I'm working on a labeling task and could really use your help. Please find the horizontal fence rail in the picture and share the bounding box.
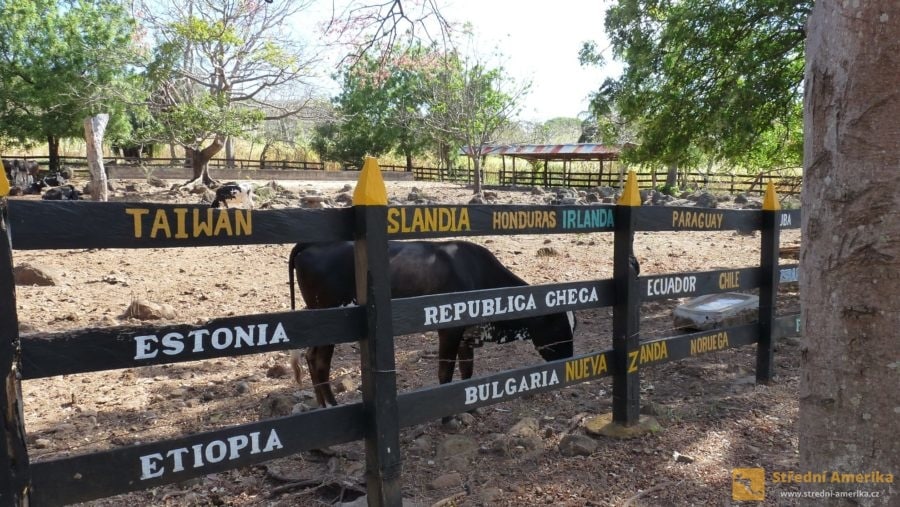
[0,164,802,506]
[5,155,801,194]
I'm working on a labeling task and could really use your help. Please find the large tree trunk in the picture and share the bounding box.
[405,151,413,172]
[225,135,235,168]
[47,135,60,174]
[189,135,226,186]
[665,162,677,188]
[800,2,900,503]
[83,114,109,202]
[471,154,483,195]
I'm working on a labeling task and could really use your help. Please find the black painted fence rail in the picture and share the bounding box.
[0,173,801,506]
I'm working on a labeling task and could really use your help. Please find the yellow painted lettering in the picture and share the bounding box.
[150,209,172,239]
[193,208,214,237]
[457,208,470,230]
[628,351,639,373]
[387,208,400,233]
[173,208,189,239]
[234,209,251,236]
[125,208,150,238]
[214,210,233,236]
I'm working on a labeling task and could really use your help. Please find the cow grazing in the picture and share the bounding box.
[41,184,81,200]
[288,240,576,408]
[211,182,254,209]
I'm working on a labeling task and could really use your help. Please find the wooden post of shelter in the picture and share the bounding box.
[0,183,31,506]
[612,171,642,425]
[352,158,403,505]
[756,182,781,382]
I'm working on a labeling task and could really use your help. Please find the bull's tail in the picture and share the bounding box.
[288,243,306,310]
[289,349,304,387]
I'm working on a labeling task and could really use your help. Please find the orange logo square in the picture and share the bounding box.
[732,468,765,501]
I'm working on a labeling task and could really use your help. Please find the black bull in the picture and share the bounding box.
[288,240,577,408]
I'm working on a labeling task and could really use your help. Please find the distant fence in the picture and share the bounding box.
[0,161,801,505]
[5,155,800,195]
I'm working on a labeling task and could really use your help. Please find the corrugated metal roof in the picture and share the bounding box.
[460,143,624,160]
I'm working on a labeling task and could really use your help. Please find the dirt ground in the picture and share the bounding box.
[9,176,804,506]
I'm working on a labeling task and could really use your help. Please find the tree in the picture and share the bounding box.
[0,0,140,172]
[800,1,899,501]
[139,0,317,184]
[584,0,810,170]
[425,52,529,194]
[313,46,435,170]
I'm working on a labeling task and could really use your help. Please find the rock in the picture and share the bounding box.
[409,435,431,453]
[483,190,498,201]
[428,472,463,490]
[266,364,289,378]
[558,434,598,457]
[468,194,485,204]
[340,184,353,192]
[456,412,476,426]
[530,186,545,195]
[584,413,662,439]
[122,299,175,320]
[301,195,327,208]
[334,192,353,204]
[478,487,504,504]
[407,191,421,201]
[332,373,358,394]
[235,381,251,394]
[536,246,558,257]
[259,394,295,418]
[673,450,696,463]
[189,184,209,195]
[584,192,600,203]
[559,197,579,205]
[147,175,167,188]
[508,417,543,450]
[436,434,478,460]
[33,438,52,449]
[13,264,58,286]
[734,193,749,204]
[693,192,718,208]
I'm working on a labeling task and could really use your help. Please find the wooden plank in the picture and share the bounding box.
[398,350,613,427]
[635,206,761,232]
[385,204,615,239]
[612,204,641,425]
[0,208,31,505]
[7,201,354,250]
[779,209,801,229]
[779,264,800,284]
[20,307,364,379]
[397,320,765,426]
[28,403,365,507]
[640,267,761,301]
[756,208,781,382]
[391,279,616,335]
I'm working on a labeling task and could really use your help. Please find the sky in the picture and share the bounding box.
[296,0,622,123]
[438,0,621,121]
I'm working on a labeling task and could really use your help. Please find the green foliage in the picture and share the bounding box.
[586,0,810,169]
[0,0,141,146]
[313,45,436,167]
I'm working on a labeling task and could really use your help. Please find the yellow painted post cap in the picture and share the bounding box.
[617,170,642,206]
[352,157,388,206]
[763,181,780,211]
[0,167,9,197]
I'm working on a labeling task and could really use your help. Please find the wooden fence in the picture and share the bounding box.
[0,160,801,505]
[6,155,800,195]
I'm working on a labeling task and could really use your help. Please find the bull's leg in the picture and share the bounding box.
[306,345,338,407]
[458,342,474,380]
[437,329,464,384]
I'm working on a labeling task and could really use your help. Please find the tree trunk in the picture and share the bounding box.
[169,143,178,164]
[665,163,677,188]
[189,135,226,186]
[225,136,235,168]
[800,2,900,503]
[471,154,482,195]
[47,135,60,174]
[83,114,109,202]
[405,152,412,172]
[259,142,271,170]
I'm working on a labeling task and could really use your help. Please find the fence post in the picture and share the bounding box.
[756,182,781,382]
[352,158,403,506]
[612,171,642,425]
[0,200,31,506]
